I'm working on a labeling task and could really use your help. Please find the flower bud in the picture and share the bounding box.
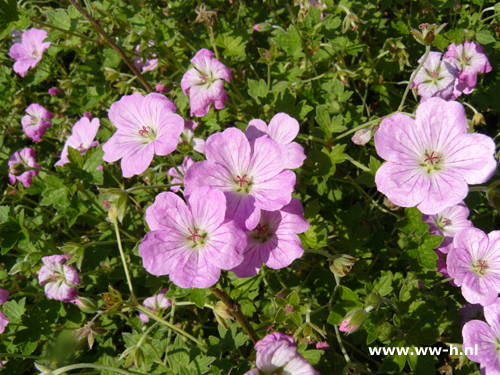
[10,163,26,176]
[472,113,486,127]
[253,23,272,32]
[34,362,54,374]
[108,207,119,222]
[339,308,367,334]
[330,254,359,277]
[83,112,93,120]
[424,30,435,45]
[73,297,99,314]
[156,83,169,93]
[351,129,372,146]
[48,87,62,97]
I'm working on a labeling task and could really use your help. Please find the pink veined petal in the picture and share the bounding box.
[204,220,246,269]
[265,233,304,270]
[184,160,235,197]
[63,265,81,286]
[243,370,260,375]
[102,131,148,167]
[443,133,497,185]
[225,192,261,231]
[8,43,29,60]
[208,57,232,82]
[248,136,287,183]
[139,312,150,324]
[142,92,177,117]
[120,142,155,178]
[284,142,306,169]
[153,113,184,156]
[17,172,33,188]
[13,59,35,77]
[277,198,310,234]
[145,192,194,232]
[71,117,100,148]
[375,163,430,209]
[461,271,500,306]
[181,68,203,95]
[484,298,500,331]
[188,83,214,117]
[108,93,147,132]
[374,113,423,164]
[45,281,78,302]
[245,119,268,141]
[27,103,53,120]
[267,113,300,145]
[188,186,226,232]
[193,138,206,154]
[169,248,221,289]
[462,320,498,365]
[257,341,298,373]
[0,311,9,334]
[206,79,229,110]
[283,353,321,375]
[0,288,10,305]
[206,128,251,176]
[139,230,193,276]
[24,28,48,48]
[252,170,296,212]
[416,170,468,215]
[454,228,490,261]
[191,49,216,74]
[231,239,268,278]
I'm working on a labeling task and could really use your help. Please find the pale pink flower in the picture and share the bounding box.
[167,156,194,192]
[8,148,40,188]
[351,128,372,146]
[133,40,158,72]
[9,28,51,77]
[38,255,81,302]
[139,288,172,323]
[181,49,232,117]
[55,117,100,166]
[21,103,53,142]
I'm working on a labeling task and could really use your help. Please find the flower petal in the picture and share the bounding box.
[267,113,300,145]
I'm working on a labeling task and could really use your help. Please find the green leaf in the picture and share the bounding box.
[41,175,70,210]
[0,216,29,254]
[373,275,393,296]
[189,288,207,309]
[67,146,84,168]
[47,9,72,30]
[475,30,496,45]
[423,235,444,249]
[418,245,438,270]
[83,145,105,172]
[0,0,18,32]
[3,297,26,324]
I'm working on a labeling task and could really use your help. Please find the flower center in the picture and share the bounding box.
[253,222,273,243]
[436,217,452,231]
[429,71,439,79]
[474,259,489,275]
[78,143,84,150]
[424,151,440,165]
[255,224,268,236]
[49,273,61,282]
[421,150,442,173]
[187,228,203,245]
[29,115,38,125]
[462,55,471,66]
[139,126,150,137]
[234,174,252,193]
[200,72,209,84]
[31,50,39,59]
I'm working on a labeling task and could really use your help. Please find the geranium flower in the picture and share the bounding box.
[181,49,232,117]
[374,98,496,215]
[55,117,100,166]
[244,332,320,375]
[167,156,194,192]
[231,198,309,278]
[133,40,158,72]
[410,51,459,101]
[139,288,172,323]
[8,148,40,188]
[245,113,306,169]
[184,128,296,231]
[102,93,184,178]
[0,287,9,334]
[462,298,500,374]
[21,103,53,142]
[422,202,473,253]
[8,28,51,77]
[139,186,246,288]
[447,228,500,306]
[446,41,492,95]
[38,255,81,302]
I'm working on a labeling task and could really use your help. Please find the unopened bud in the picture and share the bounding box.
[339,308,367,334]
[48,87,62,97]
[424,30,435,45]
[73,297,99,314]
[351,129,372,146]
[472,113,486,127]
[108,207,119,222]
[330,254,359,277]
[10,163,25,176]
[253,23,272,32]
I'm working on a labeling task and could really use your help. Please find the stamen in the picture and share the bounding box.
[477,260,488,273]
[78,143,84,150]
[200,73,209,84]
[187,228,203,244]
[255,224,268,236]
[31,50,39,59]
[429,71,439,79]
[139,126,150,137]
[442,218,452,227]
[235,175,249,188]
[49,273,58,282]
[424,151,440,165]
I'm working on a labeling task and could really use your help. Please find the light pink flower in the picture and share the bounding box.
[184,128,296,231]
[139,186,246,288]
[351,128,372,146]
[410,51,459,101]
[0,312,8,334]
[55,117,100,166]
[245,113,306,169]
[167,156,194,192]
[9,28,51,77]
[8,148,40,188]
[21,103,53,142]
[133,41,158,72]
[374,98,497,215]
[139,288,172,323]
[48,87,61,96]
[102,93,184,178]
[316,342,329,350]
[446,41,492,95]
[181,49,232,117]
[38,255,81,302]
[231,198,309,277]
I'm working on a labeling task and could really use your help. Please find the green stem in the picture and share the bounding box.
[344,155,371,172]
[30,17,97,42]
[481,11,500,22]
[137,321,160,347]
[51,363,136,375]
[0,353,44,359]
[398,45,431,112]
[126,183,181,193]
[469,186,487,192]
[462,101,479,114]
[26,167,57,176]
[334,324,352,366]
[78,184,106,216]
[111,216,136,302]
[208,25,220,61]
[304,249,334,260]
[83,239,135,248]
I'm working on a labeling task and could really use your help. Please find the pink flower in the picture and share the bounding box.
[448,228,500,306]
[374,98,497,215]
[55,117,100,167]
[38,255,81,302]
[181,49,232,117]
[410,52,459,101]
[102,93,184,178]
[184,128,296,231]
[9,28,51,77]
[253,24,260,31]
[0,288,9,305]
[167,156,194,192]
[316,342,329,350]
[351,128,372,146]
[244,332,320,375]
[139,288,172,323]
[0,287,10,333]
[8,148,40,188]
[21,103,53,142]
[133,41,158,72]
[48,87,61,96]
[181,120,206,154]
[83,112,92,120]
[446,41,492,95]
[245,113,306,169]
[422,201,473,253]
[156,83,169,93]
[139,186,247,288]
[231,198,309,277]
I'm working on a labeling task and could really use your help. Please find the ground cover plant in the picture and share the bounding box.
[1,0,500,374]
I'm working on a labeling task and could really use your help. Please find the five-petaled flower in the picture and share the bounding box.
[38,255,81,302]
[374,98,497,215]
[284,304,294,315]
[21,103,54,142]
[55,117,100,167]
[139,186,247,288]
[181,49,232,117]
[9,28,51,77]
[8,148,40,188]
[102,93,184,178]
[139,288,172,324]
